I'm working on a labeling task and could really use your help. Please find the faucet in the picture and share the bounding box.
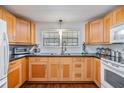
[82,42,87,54]
[61,41,67,55]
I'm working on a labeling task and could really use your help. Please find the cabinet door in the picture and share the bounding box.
[85,23,90,44]
[48,57,60,81]
[29,58,48,81]
[8,61,22,88]
[104,13,113,43]
[94,58,101,87]
[21,58,28,84]
[72,58,85,81]
[113,6,124,25]
[30,21,36,45]
[2,9,16,43]
[89,19,103,43]
[85,58,93,81]
[16,18,30,44]
[60,57,72,81]
[0,8,2,19]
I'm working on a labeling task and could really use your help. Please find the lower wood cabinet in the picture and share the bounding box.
[60,57,72,81]
[8,60,22,88]
[21,58,28,84]
[72,57,85,81]
[29,57,48,81]
[28,57,98,83]
[8,58,27,88]
[85,58,94,81]
[48,57,60,81]
[93,58,101,87]
[9,57,100,88]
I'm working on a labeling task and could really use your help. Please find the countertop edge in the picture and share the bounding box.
[9,54,101,62]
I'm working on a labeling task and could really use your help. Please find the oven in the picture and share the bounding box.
[101,58,124,88]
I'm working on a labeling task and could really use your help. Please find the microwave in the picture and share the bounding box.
[110,23,124,43]
[13,47,30,55]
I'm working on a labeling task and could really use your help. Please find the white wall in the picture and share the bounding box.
[36,22,86,54]
[36,21,124,54]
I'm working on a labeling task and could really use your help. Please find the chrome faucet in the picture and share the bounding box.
[61,41,67,55]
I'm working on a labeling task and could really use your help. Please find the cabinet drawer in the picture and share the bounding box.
[29,57,48,62]
[9,60,21,71]
[72,57,82,62]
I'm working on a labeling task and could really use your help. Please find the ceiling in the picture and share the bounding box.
[4,5,117,23]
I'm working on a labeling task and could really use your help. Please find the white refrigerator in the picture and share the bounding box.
[0,19,9,88]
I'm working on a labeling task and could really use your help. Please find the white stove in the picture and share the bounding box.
[101,58,124,88]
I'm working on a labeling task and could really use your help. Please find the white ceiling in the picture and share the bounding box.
[4,5,117,23]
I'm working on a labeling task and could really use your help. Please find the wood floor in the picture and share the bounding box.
[20,82,98,88]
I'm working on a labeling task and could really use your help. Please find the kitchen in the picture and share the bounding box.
[0,5,124,88]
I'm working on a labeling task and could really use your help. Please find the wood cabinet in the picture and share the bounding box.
[30,21,36,45]
[29,57,48,81]
[104,13,113,43]
[8,60,22,88]
[8,58,28,88]
[0,7,2,19]
[48,57,60,81]
[85,58,94,81]
[85,23,90,44]
[2,8,16,43]
[72,57,85,81]
[93,58,101,87]
[89,19,104,44]
[60,57,72,81]
[21,58,28,84]
[16,18,30,44]
[113,6,124,25]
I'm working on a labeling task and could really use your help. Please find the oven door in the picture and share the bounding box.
[101,61,124,88]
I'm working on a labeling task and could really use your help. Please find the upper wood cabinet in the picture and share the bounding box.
[89,19,104,44]
[16,18,30,44]
[0,8,2,19]
[103,13,113,43]
[85,23,90,44]
[113,6,124,25]
[2,8,16,43]
[30,21,36,45]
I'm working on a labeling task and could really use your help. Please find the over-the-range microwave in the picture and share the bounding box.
[110,23,124,43]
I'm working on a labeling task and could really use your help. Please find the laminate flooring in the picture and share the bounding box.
[20,82,98,88]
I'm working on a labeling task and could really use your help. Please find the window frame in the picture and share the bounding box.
[42,29,80,47]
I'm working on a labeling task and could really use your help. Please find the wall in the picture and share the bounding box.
[36,21,86,54]
[36,21,124,55]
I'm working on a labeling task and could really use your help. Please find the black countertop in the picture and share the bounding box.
[9,53,101,62]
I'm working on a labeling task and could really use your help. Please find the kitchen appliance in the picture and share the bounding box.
[96,47,111,56]
[13,47,30,55]
[0,19,9,88]
[110,23,124,43]
[101,58,124,88]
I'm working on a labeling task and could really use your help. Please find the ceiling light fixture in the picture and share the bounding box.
[58,19,63,36]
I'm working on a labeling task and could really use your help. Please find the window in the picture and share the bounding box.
[43,32,60,46]
[62,31,78,46]
[42,30,79,47]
